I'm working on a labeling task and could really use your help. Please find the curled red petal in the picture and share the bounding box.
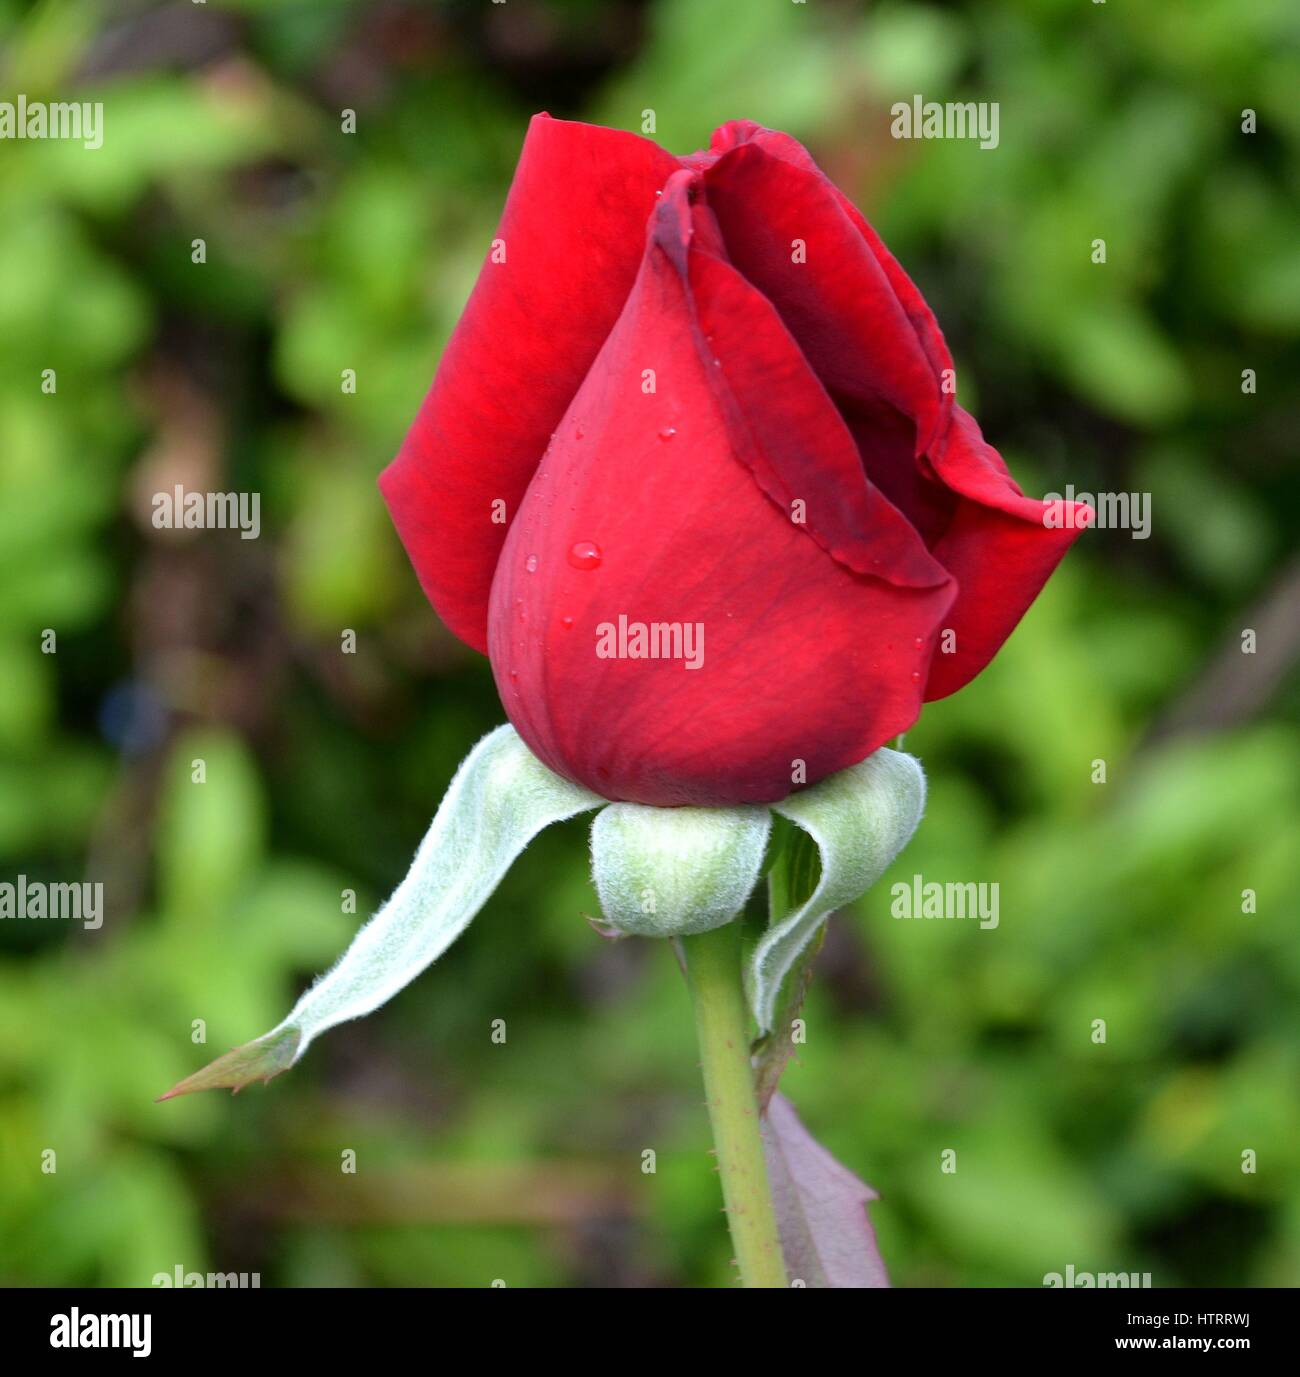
[923,407,1093,698]
[655,171,948,590]
[709,121,958,443]
[703,140,946,458]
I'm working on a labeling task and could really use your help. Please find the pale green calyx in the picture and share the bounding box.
[591,802,771,938]
[747,747,926,1033]
[159,727,923,1102]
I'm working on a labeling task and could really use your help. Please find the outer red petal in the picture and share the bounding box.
[705,121,1090,701]
[488,174,955,806]
[922,407,1092,699]
[379,114,681,652]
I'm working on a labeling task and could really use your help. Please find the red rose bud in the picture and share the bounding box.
[381,116,1091,806]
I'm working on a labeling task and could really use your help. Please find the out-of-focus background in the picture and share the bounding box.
[1,0,1297,1288]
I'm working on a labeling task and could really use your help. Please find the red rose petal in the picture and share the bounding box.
[379,114,681,652]
[923,407,1093,699]
[705,121,1090,703]
[703,140,947,456]
[656,171,949,591]
[489,184,955,805]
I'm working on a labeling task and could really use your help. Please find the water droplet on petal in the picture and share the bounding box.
[913,637,924,650]
[568,541,602,571]
[525,554,538,573]
[658,427,677,441]
[560,615,574,630]
[910,670,921,683]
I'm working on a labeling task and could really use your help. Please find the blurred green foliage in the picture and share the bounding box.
[1,0,1297,1287]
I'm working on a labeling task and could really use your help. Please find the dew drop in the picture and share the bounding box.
[567,540,602,571]
[910,671,921,683]
[658,426,677,441]
[525,553,538,573]
[560,615,574,630]
[913,637,924,650]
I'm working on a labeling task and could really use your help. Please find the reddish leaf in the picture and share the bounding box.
[156,1027,299,1101]
[761,1093,890,1288]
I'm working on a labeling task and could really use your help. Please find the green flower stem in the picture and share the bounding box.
[684,920,788,1289]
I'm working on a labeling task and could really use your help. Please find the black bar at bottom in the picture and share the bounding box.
[3,1285,1285,1361]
